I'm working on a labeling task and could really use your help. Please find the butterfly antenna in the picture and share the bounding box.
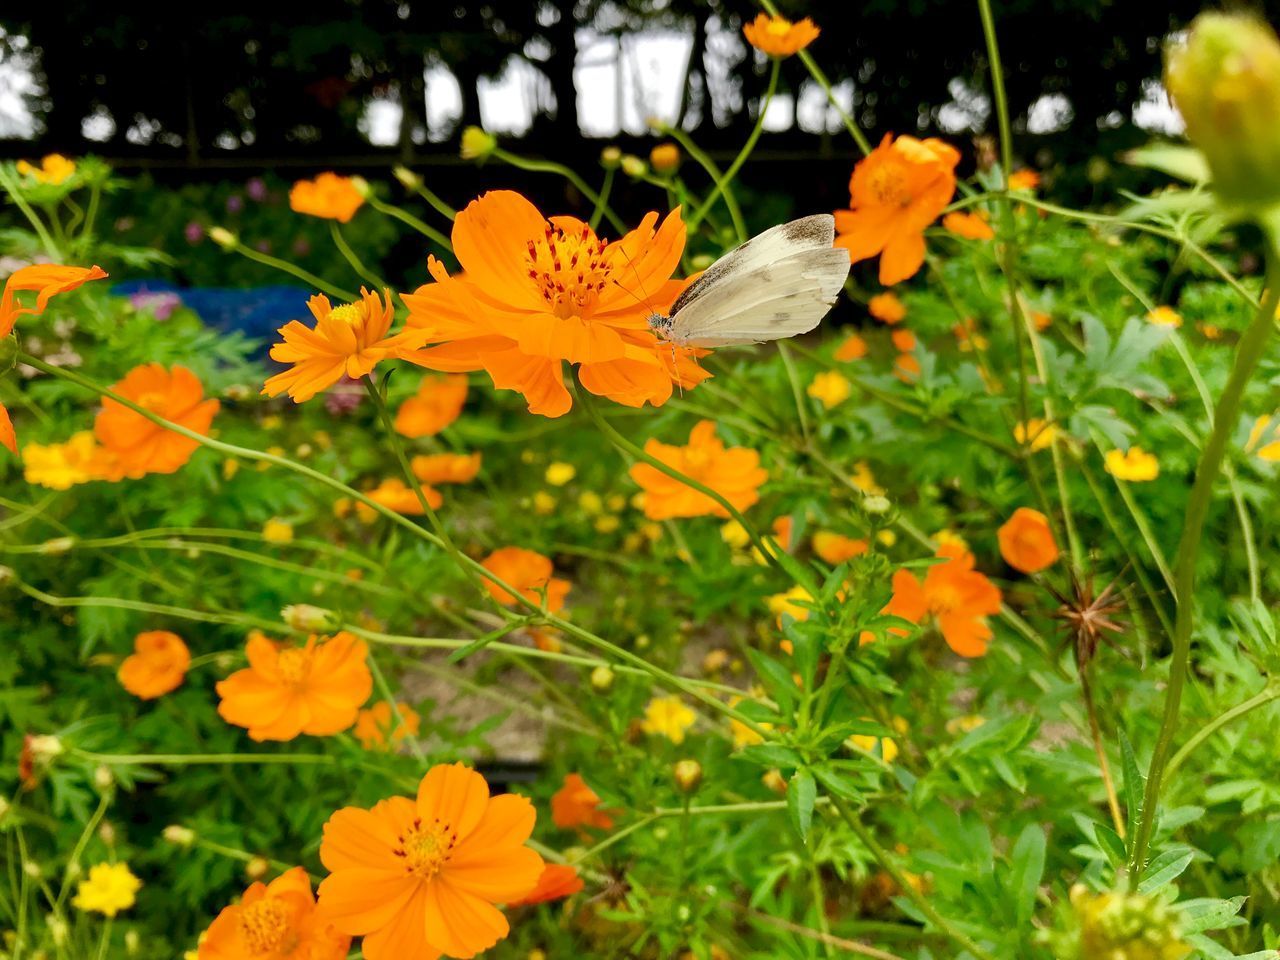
[613,245,686,395]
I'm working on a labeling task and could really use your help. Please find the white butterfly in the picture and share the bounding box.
[646,214,850,348]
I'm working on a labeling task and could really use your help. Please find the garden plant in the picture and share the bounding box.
[4,4,1280,959]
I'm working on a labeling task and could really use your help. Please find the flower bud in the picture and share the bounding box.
[349,175,372,198]
[863,495,891,515]
[27,734,63,763]
[620,155,647,179]
[281,604,335,632]
[38,537,74,555]
[207,226,237,250]
[762,768,788,794]
[0,333,16,372]
[393,165,421,190]
[1166,13,1280,206]
[590,665,614,692]
[47,914,68,946]
[460,126,497,161]
[649,142,681,175]
[93,765,113,791]
[600,146,622,169]
[673,759,702,793]
[125,930,140,955]
[163,825,196,847]
[245,856,270,880]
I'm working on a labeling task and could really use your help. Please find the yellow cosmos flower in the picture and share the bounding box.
[1247,414,1280,460]
[851,460,885,495]
[73,863,141,917]
[1146,306,1183,327]
[1014,419,1057,452]
[262,518,294,544]
[545,462,576,486]
[1105,446,1160,481]
[767,585,813,623]
[17,154,76,185]
[807,370,852,409]
[639,695,696,744]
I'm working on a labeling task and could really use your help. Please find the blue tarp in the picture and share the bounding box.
[112,280,311,343]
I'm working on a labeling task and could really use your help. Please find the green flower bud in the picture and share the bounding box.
[207,226,238,250]
[600,146,622,169]
[620,155,647,179]
[460,126,497,162]
[393,165,421,190]
[1166,13,1280,206]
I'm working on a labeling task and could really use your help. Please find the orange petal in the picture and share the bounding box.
[423,878,510,959]
[316,868,418,935]
[358,887,442,960]
[0,402,15,454]
[415,763,490,841]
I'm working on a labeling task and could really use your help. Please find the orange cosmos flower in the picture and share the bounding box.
[942,211,995,240]
[17,154,77,185]
[366,477,442,516]
[200,866,350,960]
[400,190,708,418]
[507,864,584,907]
[0,406,14,456]
[289,172,365,222]
[1,264,107,338]
[551,772,616,830]
[118,631,190,700]
[480,546,571,612]
[216,631,372,742]
[742,13,821,57]
[411,452,481,486]
[835,135,960,285]
[263,289,427,404]
[1008,169,1040,192]
[94,364,219,478]
[885,542,1002,657]
[812,531,869,565]
[394,374,468,437]
[834,333,868,361]
[354,701,422,750]
[317,763,544,960]
[868,291,906,324]
[998,508,1060,574]
[630,420,766,520]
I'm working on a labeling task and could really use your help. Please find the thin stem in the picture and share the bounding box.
[0,167,62,257]
[576,380,814,595]
[491,148,627,235]
[1128,252,1280,877]
[222,236,356,301]
[589,167,615,233]
[329,221,387,290]
[409,180,458,221]
[757,0,871,154]
[1164,684,1280,784]
[830,797,996,960]
[688,58,778,236]
[777,341,812,445]
[1080,666,1125,837]
[365,194,453,252]
[656,124,746,241]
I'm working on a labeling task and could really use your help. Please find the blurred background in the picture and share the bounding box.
[0,1,1250,299]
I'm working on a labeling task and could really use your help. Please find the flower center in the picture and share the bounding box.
[928,580,964,615]
[238,898,297,955]
[275,647,313,686]
[766,17,793,35]
[867,165,913,208]
[395,816,458,881]
[526,222,612,320]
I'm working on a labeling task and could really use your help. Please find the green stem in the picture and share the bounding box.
[777,341,812,445]
[365,195,453,252]
[1164,684,1280,784]
[589,167,615,233]
[757,0,871,154]
[688,59,778,237]
[830,797,996,960]
[1127,252,1280,878]
[656,125,747,242]
[223,236,356,301]
[410,181,457,221]
[329,221,387,290]
[492,148,627,235]
[0,167,62,257]
[576,379,814,595]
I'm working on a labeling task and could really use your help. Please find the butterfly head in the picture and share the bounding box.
[647,313,674,340]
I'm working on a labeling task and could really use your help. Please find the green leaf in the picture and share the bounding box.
[737,743,804,770]
[1178,896,1247,935]
[1137,847,1194,894]
[744,649,797,717]
[787,769,816,842]
[1119,728,1143,842]
[812,763,864,802]
[1008,824,1047,928]
[1094,823,1127,869]
[1122,143,1211,183]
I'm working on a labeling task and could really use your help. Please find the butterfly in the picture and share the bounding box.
[646,214,850,348]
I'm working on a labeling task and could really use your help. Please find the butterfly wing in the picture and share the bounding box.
[667,214,849,348]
